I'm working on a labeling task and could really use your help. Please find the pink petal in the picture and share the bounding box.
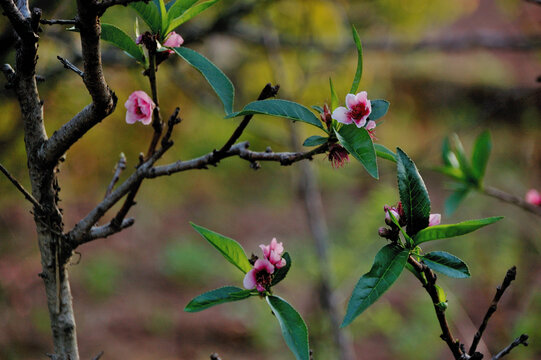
[243,269,257,290]
[256,284,266,292]
[355,91,368,104]
[332,107,352,124]
[345,93,358,109]
[164,31,184,48]
[268,250,281,265]
[270,238,284,255]
[275,258,287,269]
[254,258,274,274]
[429,214,441,227]
[352,116,367,128]
[365,120,376,130]
[260,244,270,258]
[526,189,541,206]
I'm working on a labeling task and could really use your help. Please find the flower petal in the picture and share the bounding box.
[428,213,441,227]
[345,93,357,109]
[243,269,257,290]
[365,120,376,130]
[332,107,352,124]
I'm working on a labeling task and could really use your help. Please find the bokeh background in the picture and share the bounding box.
[1,0,540,359]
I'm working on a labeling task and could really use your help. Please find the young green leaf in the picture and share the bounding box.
[349,25,363,94]
[367,100,389,121]
[226,99,325,130]
[374,144,396,163]
[434,284,448,310]
[167,0,220,33]
[302,135,328,147]
[100,24,146,64]
[451,134,477,185]
[329,77,339,111]
[442,137,459,168]
[167,0,198,20]
[413,216,503,245]
[156,0,168,36]
[422,251,470,279]
[130,1,161,34]
[335,125,378,178]
[190,223,252,273]
[444,188,469,215]
[396,148,431,236]
[311,105,324,113]
[342,244,409,327]
[271,252,291,286]
[184,286,253,312]
[174,47,234,114]
[471,131,491,183]
[266,295,310,360]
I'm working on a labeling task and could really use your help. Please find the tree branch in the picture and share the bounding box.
[492,334,529,360]
[408,256,463,359]
[104,153,127,198]
[215,83,279,155]
[0,162,42,211]
[82,218,135,245]
[40,18,77,25]
[469,266,517,355]
[0,0,36,42]
[39,0,118,165]
[481,186,541,217]
[57,56,84,78]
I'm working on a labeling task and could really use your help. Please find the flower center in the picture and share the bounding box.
[349,103,369,120]
[255,269,273,290]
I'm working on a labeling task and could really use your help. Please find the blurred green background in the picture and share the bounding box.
[1,0,540,359]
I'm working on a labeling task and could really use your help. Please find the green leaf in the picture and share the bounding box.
[174,47,234,114]
[130,1,161,33]
[368,100,390,121]
[190,223,252,273]
[167,0,198,20]
[266,295,310,360]
[396,148,431,236]
[451,134,477,184]
[329,77,339,111]
[311,105,323,113]
[156,0,168,36]
[302,135,328,147]
[271,252,291,286]
[471,131,491,182]
[434,284,447,302]
[349,25,363,94]
[342,244,409,327]
[422,251,470,279]
[413,216,503,245]
[335,125,378,178]
[184,286,253,312]
[226,99,325,130]
[100,24,146,64]
[444,188,469,215]
[167,0,220,33]
[441,137,458,168]
[433,166,465,182]
[374,144,396,162]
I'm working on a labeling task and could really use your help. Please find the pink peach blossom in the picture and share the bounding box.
[243,258,274,293]
[163,31,184,54]
[125,91,155,125]
[429,214,441,227]
[260,238,286,268]
[526,189,541,206]
[332,91,372,128]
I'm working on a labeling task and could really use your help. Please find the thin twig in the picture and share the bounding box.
[104,153,127,198]
[57,56,84,78]
[408,256,463,359]
[210,354,222,360]
[83,218,135,244]
[481,186,541,217]
[0,163,42,211]
[40,19,77,25]
[469,266,517,355]
[216,83,280,155]
[492,334,529,360]
[92,351,105,360]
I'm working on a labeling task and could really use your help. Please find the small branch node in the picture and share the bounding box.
[57,56,84,78]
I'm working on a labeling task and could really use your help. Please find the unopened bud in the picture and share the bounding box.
[378,227,391,238]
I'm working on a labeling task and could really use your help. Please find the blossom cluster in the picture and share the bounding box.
[243,238,286,293]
